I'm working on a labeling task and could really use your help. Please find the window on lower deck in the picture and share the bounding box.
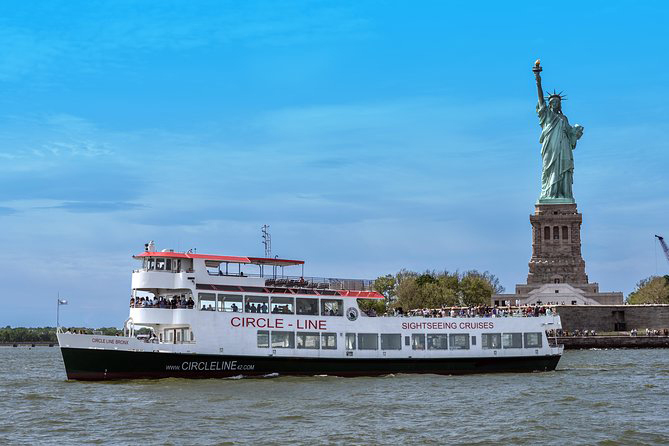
[218,294,243,312]
[524,332,543,348]
[321,333,337,350]
[198,293,216,311]
[270,296,294,314]
[502,333,522,349]
[481,333,502,349]
[411,334,426,350]
[257,330,269,348]
[246,295,268,313]
[427,334,448,350]
[357,333,378,350]
[345,333,356,350]
[321,299,343,316]
[380,334,402,350]
[297,332,320,349]
[271,331,295,348]
[296,298,319,315]
[449,334,470,350]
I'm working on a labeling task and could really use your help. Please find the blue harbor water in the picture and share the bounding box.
[1,348,668,445]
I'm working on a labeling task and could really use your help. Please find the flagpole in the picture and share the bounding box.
[57,292,60,328]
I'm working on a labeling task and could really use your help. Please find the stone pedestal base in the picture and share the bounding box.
[527,203,588,286]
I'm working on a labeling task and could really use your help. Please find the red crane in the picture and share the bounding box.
[656,235,669,266]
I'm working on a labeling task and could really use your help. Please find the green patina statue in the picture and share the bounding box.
[532,60,584,204]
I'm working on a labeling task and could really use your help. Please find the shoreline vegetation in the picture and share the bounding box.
[0,326,122,343]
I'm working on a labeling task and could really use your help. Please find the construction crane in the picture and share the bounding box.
[656,235,669,266]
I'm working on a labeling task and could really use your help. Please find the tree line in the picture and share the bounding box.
[627,275,669,304]
[0,326,122,343]
[361,269,504,313]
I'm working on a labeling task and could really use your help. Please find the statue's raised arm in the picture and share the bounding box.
[533,59,544,104]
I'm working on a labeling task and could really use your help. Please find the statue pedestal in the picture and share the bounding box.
[491,201,624,306]
[525,202,589,288]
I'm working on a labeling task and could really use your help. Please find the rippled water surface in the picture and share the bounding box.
[1,348,668,445]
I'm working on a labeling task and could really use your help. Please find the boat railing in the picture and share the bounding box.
[375,306,559,319]
[264,276,373,291]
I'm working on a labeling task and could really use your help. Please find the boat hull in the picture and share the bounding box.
[60,347,561,380]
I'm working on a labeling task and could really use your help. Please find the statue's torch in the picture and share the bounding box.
[533,59,542,77]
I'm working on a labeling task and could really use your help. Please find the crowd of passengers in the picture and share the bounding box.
[379,305,556,318]
[130,296,194,309]
[546,328,669,337]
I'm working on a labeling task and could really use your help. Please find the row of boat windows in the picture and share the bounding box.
[199,293,344,316]
[257,331,544,350]
[143,258,185,272]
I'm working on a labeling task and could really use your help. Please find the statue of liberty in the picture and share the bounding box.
[532,60,584,203]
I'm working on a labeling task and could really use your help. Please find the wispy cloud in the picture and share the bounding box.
[46,201,146,213]
[0,206,16,216]
[0,2,370,82]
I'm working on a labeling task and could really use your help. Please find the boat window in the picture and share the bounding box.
[411,334,426,350]
[502,333,523,349]
[165,258,172,271]
[427,334,449,350]
[198,293,216,311]
[257,330,269,348]
[357,333,378,350]
[524,332,543,348]
[297,332,320,349]
[296,298,319,315]
[218,294,243,312]
[156,258,166,270]
[481,333,502,349]
[448,334,470,350]
[321,299,343,316]
[381,334,402,350]
[245,295,269,313]
[321,333,337,350]
[271,331,295,348]
[345,333,356,350]
[270,296,295,314]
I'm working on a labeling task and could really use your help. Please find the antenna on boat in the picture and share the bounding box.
[262,224,272,258]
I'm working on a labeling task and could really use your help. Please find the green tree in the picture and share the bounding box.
[389,269,501,310]
[459,274,494,306]
[373,274,397,300]
[627,275,669,304]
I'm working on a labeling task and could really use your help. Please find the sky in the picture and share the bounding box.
[2,0,668,327]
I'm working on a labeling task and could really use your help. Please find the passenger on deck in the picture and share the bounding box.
[260,303,268,313]
[231,303,239,312]
[187,297,194,309]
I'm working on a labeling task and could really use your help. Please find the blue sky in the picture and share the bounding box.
[2,1,668,327]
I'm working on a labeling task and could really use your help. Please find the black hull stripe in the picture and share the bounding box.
[60,348,561,380]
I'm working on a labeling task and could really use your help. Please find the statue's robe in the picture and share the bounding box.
[537,101,581,200]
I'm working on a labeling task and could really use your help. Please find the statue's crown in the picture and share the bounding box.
[545,89,567,101]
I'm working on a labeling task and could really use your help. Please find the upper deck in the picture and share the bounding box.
[131,243,383,299]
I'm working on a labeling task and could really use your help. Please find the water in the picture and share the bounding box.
[1,348,668,445]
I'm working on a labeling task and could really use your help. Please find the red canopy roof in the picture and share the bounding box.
[247,257,304,266]
[134,251,303,265]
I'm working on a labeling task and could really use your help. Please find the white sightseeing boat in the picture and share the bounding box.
[58,242,563,380]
